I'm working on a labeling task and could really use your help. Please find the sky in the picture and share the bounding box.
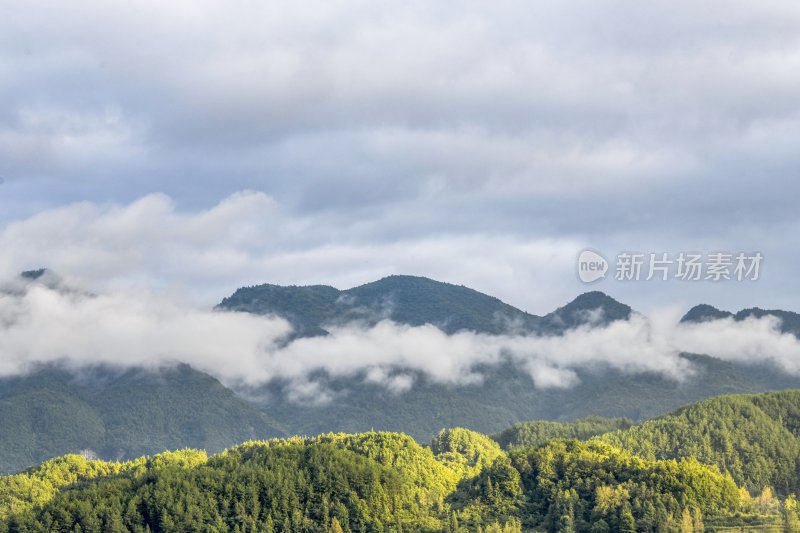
[2,0,800,315]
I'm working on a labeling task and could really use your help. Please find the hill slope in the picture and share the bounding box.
[0,364,286,474]
[249,353,800,442]
[597,390,800,496]
[0,429,744,532]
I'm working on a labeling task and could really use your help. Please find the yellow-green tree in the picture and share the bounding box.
[330,516,345,533]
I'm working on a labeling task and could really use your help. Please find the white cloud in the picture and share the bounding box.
[0,191,581,313]
[1,272,800,402]
[674,315,800,374]
[0,282,293,383]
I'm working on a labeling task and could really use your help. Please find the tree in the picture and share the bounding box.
[589,519,610,533]
[330,517,345,533]
[783,495,800,533]
[681,508,693,533]
[757,486,777,513]
[619,504,636,533]
[692,509,704,533]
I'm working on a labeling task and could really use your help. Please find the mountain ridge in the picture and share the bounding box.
[218,275,635,336]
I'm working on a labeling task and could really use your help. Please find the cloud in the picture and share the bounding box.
[2,1,800,314]
[0,278,688,394]
[2,0,800,241]
[0,190,582,313]
[0,280,293,383]
[674,315,800,374]
[3,272,800,403]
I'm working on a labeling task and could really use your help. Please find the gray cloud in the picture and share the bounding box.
[1,191,799,316]
[2,2,799,204]
[1,0,800,311]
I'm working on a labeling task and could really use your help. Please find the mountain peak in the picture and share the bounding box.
[541,291,632,332]
[567,291,624,309]
[734,307,800,336]
[20,268,48,280]
[680,304,734,323]
[219,274,538,335]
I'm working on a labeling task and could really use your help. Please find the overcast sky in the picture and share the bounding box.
[1,0,799,314]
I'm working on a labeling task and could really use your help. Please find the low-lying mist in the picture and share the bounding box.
[1,276,798,404]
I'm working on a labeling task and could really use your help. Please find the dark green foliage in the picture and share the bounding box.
[0,365,285,474]
[539,291,631,330]
[598,390,800,495]
[259,354,800,443]
[218,275,542,336]
[492,417,633,450]
[0,428,750,532]
[509,439,739,531]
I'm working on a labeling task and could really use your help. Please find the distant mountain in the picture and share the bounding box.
[492,416,634,450]
[735,308,800,336]
[7,272,800,475]
[680,303,734,323]
[0,364,286,474]
[218,276,800,441]
[255,354,800,442]
[540,290,632,330]
[682,303,800,336]
[218,275,542,336]
[218,275,632,337]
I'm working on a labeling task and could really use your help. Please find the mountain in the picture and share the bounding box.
[218,275,542,336]
[680,304,734,323]
[6,272,800,478]
[218,276,800,442]
[0,427,745,532]
[256,354,800,442]
[217,275,633,336]
[682,303,800,336]
[539,290,632,330]
[0,364,286,474]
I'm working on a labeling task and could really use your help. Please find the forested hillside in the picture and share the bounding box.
[597,390,800,496]
[0,365,285,474]
[256,354,800,442]
[493,417,633,450]
[7,388,800,531]
[217,275,543,336]
[0,429,757,533]
[217,275,633,337]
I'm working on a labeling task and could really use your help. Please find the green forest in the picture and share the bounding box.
[4,391,800,532]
